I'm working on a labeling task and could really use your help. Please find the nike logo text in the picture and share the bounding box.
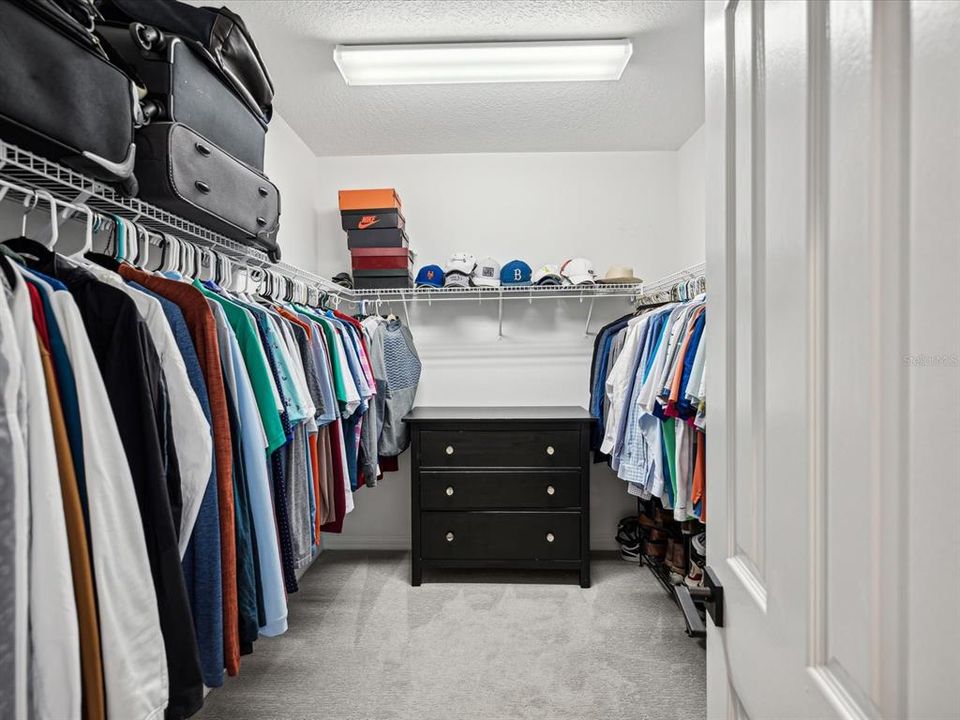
[358,216,380,229]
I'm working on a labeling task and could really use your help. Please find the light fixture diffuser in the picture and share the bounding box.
[333,39,633,86]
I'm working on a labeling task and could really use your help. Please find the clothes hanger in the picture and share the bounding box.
[3,191,58,264]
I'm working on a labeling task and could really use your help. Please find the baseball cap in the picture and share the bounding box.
[532,264,564,286]
[445,252,476,275]
[471,257,501,287]
[500,259,532,286]
[560,258,597,286]
[444,271,470,288]
[415,264,444,288]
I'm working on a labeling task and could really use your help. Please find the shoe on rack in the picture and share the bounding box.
[638,513,660,530]
[684,560,704,588]
[691,531,706,561]
[666,538,688,576]
[619,542,640,562]
[644,539,667,561]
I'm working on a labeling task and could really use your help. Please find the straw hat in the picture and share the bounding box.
[598,265,642,284]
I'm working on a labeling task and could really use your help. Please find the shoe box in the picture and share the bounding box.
[338,188,402,212]
[350,246,413,271]
[346,227,408,249]
[338,188,413,287]
[338,190,403,234]
[340,209,405,231]
[353,268,413,289]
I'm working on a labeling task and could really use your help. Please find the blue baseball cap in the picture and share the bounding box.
[500,259,532,286]
[415,264,444,288]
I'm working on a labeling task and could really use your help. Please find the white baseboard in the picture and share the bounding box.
[321,535,619,552]
[322,535,410,550]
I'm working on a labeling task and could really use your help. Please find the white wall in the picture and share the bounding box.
[314,149,706,551]
[677,125,706,253]
[264,114,322,271]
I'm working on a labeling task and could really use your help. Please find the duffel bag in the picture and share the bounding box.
[135,122,281,261]
[0,0,141,194]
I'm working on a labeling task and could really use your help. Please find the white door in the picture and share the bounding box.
[704,1,960,718]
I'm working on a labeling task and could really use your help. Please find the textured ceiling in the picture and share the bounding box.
[228,0,704,156]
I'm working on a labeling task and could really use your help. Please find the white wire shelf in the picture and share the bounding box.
[345,282,644,303]
[0,139,342,294]
[0,139,705,321]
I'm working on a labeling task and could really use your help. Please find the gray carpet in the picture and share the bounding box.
[196,551,705,720]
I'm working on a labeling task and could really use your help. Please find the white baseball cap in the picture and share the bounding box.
[471,257,501,287]
[445,252,476,275]
[444,271,470,288]
[532,264,564,286]
[560,258,597,285]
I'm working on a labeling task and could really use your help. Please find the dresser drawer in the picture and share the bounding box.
[419,428,580,468]
[420,511,580,561]
[420,470,581,510]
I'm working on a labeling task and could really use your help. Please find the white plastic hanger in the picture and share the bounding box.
[65,204,94,259]
[34,191,59,249]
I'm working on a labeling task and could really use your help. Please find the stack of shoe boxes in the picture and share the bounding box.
[339,188,412,289]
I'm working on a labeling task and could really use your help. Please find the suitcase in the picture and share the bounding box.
[135,122,281,261]
[98,22,267,170]
[0,0,140,194]
[98,0,274,124]
[347,228,408,249]
[340,209,405,231]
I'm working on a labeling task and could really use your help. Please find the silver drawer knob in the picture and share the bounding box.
[546,485,555,496]
[546,532,555,543]
[445,486,455,496]
[546,446,555,455]
[445,531,455,542]
[445,445,455,455]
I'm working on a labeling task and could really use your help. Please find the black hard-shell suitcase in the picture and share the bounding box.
[99,22,267,170]
[135,122,281,261]
[0,0,140,194]
[98,0,274,124]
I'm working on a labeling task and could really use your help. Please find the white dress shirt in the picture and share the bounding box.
[8,268,81,720]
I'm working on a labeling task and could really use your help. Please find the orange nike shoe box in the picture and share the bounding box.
[340,209,405,231]
[346,227,408,249]
[338,188,402,211]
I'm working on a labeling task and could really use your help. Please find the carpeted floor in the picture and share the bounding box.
[196,551,705,720]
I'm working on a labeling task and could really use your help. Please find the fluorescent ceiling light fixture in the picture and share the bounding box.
[333,39,633,86]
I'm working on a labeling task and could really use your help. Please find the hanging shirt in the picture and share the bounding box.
[117,264,241,678]
[40,257,204,720]
[33,289,106,720]
[222,320,288,637]
[207,300,260,654]
[7,266,83,720]
[26,267,170,719]
[126,278,213,557]
[0,262,29,720]
[195,285,286,453]
[135,283,225,691]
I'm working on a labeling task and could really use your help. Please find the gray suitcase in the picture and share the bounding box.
[135,122,281,261]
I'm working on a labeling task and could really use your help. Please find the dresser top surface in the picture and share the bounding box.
[403,406,594,423]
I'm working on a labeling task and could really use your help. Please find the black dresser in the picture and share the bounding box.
[404,406,594,587]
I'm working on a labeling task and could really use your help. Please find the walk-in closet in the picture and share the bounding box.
[1,1,957,719]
